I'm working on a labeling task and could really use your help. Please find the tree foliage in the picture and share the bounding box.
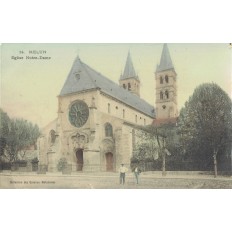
[132,122,178,174]
[133,129,159,161]
[0,109,11,156]
[0,108,40,162]
[178,83,232,172]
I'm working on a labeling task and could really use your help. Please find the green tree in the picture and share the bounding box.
[133,122,177,176]
[178,83,232,177]
[0,108,40,163]
[0,109,11,157]
[6,119,40,162]
[147,123,177,176]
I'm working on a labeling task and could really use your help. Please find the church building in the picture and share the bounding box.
[38,44,177,172]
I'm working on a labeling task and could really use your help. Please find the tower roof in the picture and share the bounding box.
[120,51,139,80]
[59,56,155,118]
[156,44,175,72]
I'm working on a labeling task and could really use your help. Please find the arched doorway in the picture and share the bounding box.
[105,152,113,171]
[76,149,83,171]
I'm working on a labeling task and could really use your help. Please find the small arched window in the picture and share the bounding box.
[50,130,56,144]
[160,76,163,84]
[105,123,113,137]
[160,91,164,100]
[123,109,125,118]
[123,84,126,89]
[165,75,169,83]
[165,90,169,99]
[128,83,131,91]
[75,73,80,80]
[108,103,110,113]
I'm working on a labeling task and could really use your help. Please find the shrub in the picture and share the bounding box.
[31,157,39,164]
[57,158,67,171]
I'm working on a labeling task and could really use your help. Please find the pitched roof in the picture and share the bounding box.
[156,44,175,72]
[120,51,139,80]
[59,56,155,118]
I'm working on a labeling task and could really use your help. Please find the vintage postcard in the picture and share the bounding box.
[0,43,231,189]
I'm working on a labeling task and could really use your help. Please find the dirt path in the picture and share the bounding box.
[1,172,232,189]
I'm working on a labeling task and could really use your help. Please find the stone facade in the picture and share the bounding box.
[38,88,154,172]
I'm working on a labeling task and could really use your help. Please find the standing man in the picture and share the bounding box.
[134,165,141,184]
[119,163,128,185]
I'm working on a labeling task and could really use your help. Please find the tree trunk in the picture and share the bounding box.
[213,152,217,178]
[162,153,166,176]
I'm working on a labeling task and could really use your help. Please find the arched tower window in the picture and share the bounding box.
[128,83,131,91]
[160,91,164,100]
[50,130,56,145]
[165,75,169,83]
[165,90,169,99]
[160,76,163,84]
[123,109,125,118]
[105,123,113,137]
[123,84,126,89]
[108,103,110,113]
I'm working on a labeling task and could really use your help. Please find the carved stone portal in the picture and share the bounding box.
[101,138,114,153]
[71,133,89,150]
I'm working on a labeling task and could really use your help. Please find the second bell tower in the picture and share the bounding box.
[119,51,140,97]
[155,44,178,119]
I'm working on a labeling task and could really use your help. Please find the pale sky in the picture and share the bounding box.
[1,43,231,128]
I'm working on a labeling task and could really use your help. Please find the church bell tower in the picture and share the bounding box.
[155,44,178,119]
[119,51,140,97]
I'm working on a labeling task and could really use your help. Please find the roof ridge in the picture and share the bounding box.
[82,61,117,86]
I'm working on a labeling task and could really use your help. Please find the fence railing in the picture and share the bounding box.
[0,161,39,172]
